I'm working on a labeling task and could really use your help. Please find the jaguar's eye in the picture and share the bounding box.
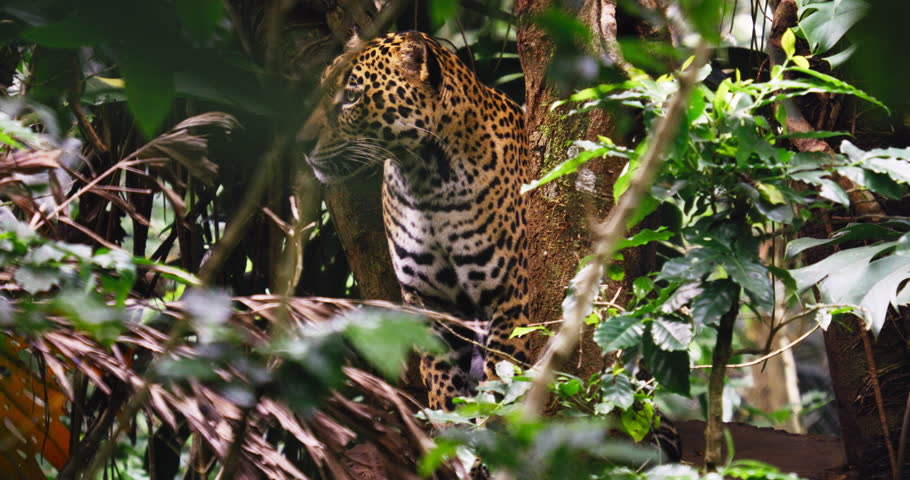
[343,88,362,104]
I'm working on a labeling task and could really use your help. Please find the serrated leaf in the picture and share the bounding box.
[593,315,645,352]
[651,318,693,351]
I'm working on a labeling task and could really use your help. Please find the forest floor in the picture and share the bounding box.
[677,420,850,480]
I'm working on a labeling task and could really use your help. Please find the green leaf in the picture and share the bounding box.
[791,55,810,69]
[650,318,693,351]
[344,310,443,380]
[784,67,887,112]
[781,28,796,59]
[521,140,632,193]
[429,0,459,29]
[15,265,62,293]
[620,401,655,443]
[616,228,672,250]
[556,377,583,398]
[600,372,634,411]
[798,0,868,54]
[177,0,223,40]
[691,280,736,327]
[643,335,690,396]
[119,54,176,138]
[633,277,655,300]
[722,256,772,312]
[593,315,645,352]
[756,182,786,205]
[418,438,462,477]
[677,0,722,43]
[22,15,107,48]
[790,243,894,292]
[510,325,550,339]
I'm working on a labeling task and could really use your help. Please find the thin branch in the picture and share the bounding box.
[693,323,819,369]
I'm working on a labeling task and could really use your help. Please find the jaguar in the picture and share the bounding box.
[304,31,533,411]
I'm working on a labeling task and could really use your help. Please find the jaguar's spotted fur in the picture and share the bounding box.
[306,31,532,410]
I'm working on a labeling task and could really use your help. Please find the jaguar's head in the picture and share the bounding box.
[304,31,444,183]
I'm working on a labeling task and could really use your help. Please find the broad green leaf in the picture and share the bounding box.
[896,232,910,257]
[22,16,107,48]
[790,170,850,206]
[119,54,175,138]
[177,0,223,40]
[650,318,693,351]
[790,243,894,292]
[657,248,718,282]
[643,336,690,396]
[593,314,645,352]
[820,254,910,334]
[600,372,634,411]
[798,0,868,54]
[840,166,904,199]
[721,256,772,311]
[345,310,443,380]
[691,280,736,327]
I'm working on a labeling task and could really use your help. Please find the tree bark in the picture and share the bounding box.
[769,2,910,477]
[516,0,652,381]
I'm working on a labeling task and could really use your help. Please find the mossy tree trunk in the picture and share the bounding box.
[515,0,659,380]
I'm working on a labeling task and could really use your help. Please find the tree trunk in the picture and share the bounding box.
[516,0,654,381]
[769,2,910,477]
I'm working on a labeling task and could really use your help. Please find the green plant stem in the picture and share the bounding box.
[704,292,739,470]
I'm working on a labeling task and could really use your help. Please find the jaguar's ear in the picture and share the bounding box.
[400,33,443,91]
